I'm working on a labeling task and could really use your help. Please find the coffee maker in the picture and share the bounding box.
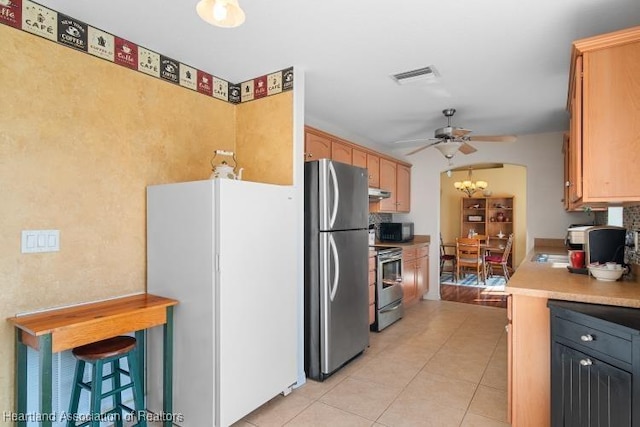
[585,225,627,266]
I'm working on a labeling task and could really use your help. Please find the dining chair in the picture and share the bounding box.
[456,237,484,285]
[485,233,514,281]
[440,233,456,280]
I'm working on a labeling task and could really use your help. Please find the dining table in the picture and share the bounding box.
[6,293,179,427]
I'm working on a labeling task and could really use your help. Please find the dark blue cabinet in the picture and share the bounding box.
[549,300,640,427]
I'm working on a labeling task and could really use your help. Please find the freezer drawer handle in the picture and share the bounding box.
[329,234,340,301]
[328,161,339,228]
[380,299,402,313]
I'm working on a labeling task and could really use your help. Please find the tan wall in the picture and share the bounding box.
[236,92,293,185]
[440,164,527,267]
[0,25,292,411]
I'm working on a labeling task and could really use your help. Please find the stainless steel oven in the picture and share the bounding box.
[373,247,404,331]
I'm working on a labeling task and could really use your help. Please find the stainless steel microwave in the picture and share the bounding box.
[379,222,414,243]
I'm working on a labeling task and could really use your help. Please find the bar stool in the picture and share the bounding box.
[67,336,146,427]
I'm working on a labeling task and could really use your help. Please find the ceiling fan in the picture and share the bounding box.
[398,108,517,160]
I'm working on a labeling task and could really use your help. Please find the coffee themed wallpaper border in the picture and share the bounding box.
[0,0,293,104]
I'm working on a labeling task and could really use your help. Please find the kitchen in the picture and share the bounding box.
[2,1,640,427]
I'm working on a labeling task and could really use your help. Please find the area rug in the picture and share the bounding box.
[440,272,506,289]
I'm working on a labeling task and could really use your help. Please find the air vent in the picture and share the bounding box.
[391,65,440,85]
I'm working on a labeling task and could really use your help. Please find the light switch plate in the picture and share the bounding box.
[21,230,60,253]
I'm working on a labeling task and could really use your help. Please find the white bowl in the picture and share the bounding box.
[588,265,624,281]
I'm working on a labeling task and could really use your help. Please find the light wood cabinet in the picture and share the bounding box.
[402,248,418,305]
[331,140,352,164]
[416,245,429,298]
[566,26,640,206]
[378,158,397,212]
[508,294,550,427]
[352,148,367,169]
[367,154,380,188]
[396,164,411,212]
[372,158,411,213]
[304,132,331,162]
[402,244,429,305]
[461,196,515,268]
[303,127,409,209]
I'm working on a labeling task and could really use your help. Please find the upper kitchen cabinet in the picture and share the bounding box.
[351,149,380,188]
[370,159,412,213]
[304,131,331,162]
[331,140,353,164]
[304,127,410,209]
[566,26,640,207]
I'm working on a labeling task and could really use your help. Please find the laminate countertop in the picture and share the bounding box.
[506,245,640,308]
[371,235,431,249]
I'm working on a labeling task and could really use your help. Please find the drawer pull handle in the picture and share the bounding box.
[579,358,593,366]
[580,334,594,342]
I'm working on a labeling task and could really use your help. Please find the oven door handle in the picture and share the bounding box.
[329,234,340,302]
[328,161,339,228]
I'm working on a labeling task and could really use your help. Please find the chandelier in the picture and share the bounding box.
[454,169,488,197]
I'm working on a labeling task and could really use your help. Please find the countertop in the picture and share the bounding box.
[506,245,640,308]
[371,234,430,249]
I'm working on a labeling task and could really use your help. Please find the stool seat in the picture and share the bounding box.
[67,335,146,427]
[73,336,136,362]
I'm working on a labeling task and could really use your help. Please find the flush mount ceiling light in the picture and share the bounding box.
[196,0,246,28]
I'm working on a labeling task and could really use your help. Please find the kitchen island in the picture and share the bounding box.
[506,243,640,426]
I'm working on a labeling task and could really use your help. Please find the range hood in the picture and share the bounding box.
[368,188,391,200]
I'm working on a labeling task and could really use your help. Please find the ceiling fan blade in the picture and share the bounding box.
[468,135,517,143]
[393,137,439,145]
[406,141,440,155]
[452,128,472,138]
[458,142,477,155]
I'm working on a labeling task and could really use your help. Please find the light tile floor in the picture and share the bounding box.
[234,300,510,427]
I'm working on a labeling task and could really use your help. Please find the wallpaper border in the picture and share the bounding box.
[0,0,293,104]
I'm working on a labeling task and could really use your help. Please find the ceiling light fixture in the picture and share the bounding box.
[454,168,488,197]
[196,0,246,28]
[434,141,462,159]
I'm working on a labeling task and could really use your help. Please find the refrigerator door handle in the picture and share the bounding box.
[328,161,339,228]
[328,234,340,302]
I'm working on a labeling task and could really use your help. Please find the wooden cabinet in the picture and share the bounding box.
[416,245,429,298]
[402,248,418,305]
[304,132,331,162]
[304,127,409,208]
[373,158,411,213]
[566,26,640,206]
[367,153,380,188]
[549,300,640,427]
[508,294,550,427]
[461,196,515,268]
[402,244,429,305]
[352,148,367,169]
[396,164,411,212]
[331,140,352,164]
[378,158,397,212]
[368,252,376,325]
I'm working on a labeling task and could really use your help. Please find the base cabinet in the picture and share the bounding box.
[402,244,429,305]
[552,344,631,427]
[549,300,640,427]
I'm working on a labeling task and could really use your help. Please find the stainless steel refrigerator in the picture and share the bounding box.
[304,159,369,381]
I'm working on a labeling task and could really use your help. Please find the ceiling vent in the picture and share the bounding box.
[391,65,440,85]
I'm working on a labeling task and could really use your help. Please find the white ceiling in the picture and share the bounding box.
[37,0,640,154]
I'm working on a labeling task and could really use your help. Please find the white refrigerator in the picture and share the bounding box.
[146,179,298,426]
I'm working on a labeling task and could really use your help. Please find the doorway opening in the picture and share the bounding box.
[438,163,527,308]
